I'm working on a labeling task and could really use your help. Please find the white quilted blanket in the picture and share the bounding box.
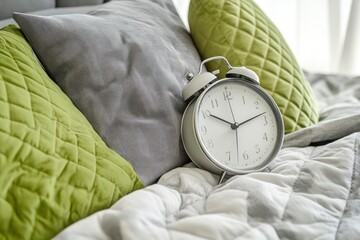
[55,73,360,239]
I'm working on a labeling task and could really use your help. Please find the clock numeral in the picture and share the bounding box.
[200,125,207,135]
[243,151,249,160]
[242,96,246,104]
[223,90,233,101]
[202,110,211,119]
[263,132,268,142]
[211,99,219,108]
[263,115,268,126]
[226,151,231,161]
[254,100,259,109]
[207,139,214,148]
[255,144,260,154]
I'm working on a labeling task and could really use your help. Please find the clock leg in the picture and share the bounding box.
[218,171,227,184]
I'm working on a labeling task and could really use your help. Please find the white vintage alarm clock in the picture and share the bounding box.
[181,56,284,183]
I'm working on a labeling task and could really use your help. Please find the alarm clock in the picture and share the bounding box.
[181,56,284,183]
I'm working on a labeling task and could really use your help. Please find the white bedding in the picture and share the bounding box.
[54,73,360,239]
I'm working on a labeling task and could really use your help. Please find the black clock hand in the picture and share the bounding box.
[235,123,240,163]
[234,112,266,129]
[210,114,234,126]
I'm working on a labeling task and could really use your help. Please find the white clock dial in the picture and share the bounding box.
[195,80,280,171]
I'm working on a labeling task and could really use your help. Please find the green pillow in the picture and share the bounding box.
[0,25,143,240]
[188,0,319,134]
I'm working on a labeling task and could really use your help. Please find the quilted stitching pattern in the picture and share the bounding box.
[188,0,319,134]
[0,25,143,240]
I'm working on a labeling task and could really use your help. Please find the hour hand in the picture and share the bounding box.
[209,114,234,126]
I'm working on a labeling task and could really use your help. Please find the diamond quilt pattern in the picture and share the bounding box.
[0,25,143,240]
[188,0,319,133]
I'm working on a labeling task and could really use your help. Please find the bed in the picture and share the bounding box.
[53,72,360,239]
[1,0,360,239]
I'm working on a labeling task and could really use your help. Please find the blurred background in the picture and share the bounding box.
[173,0,360,76]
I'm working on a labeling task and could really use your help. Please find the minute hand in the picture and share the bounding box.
[234,112,266,129]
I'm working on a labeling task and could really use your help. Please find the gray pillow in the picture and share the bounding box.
[0,5,99,28]
[56,0,103,7]
[0,0,55,20]
[14,0,202,185]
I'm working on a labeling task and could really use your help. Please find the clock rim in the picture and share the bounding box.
[193,78,284,174]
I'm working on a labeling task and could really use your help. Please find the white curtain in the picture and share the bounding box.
[172,0,360,75]
[254,0,360,75]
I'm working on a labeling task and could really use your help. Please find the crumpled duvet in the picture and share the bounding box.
[54,73,360,239]
[54,131,360,240]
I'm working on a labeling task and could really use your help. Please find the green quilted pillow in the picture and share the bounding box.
[0,25,143,240]
[188,0,319,133]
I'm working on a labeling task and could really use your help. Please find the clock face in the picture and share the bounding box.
[195,79,282,172]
